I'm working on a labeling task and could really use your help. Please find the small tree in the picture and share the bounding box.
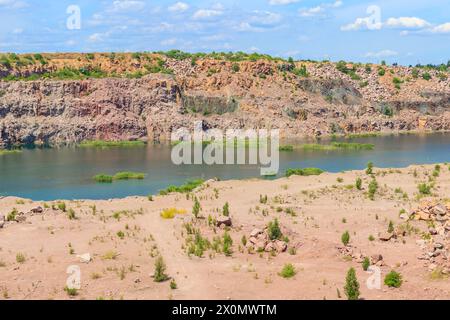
[192,197,200,218]
[366,162,374,175]
[153,256,169,282]
[268,219,282,240]
[341,231,350,246]
[355,177,362,190]
[344,268,360,300]
[384,270,402,288]
[222,202,230,216]
[387,220,394,233]
[362,257,370,271]
[368,178,378,200]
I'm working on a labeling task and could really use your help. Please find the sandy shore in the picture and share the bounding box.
[0,163,449,300]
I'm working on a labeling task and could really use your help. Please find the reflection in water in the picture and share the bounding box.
[0,133,449,200]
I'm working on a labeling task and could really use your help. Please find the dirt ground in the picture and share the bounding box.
[0,164,449,300]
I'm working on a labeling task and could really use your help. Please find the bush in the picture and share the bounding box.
[422,72,432,81]
[153,256,169,282]
[378,68,386,76]
[368,178,378,200]
[222,202,230,216]
[268,219,282,240]
[387,221,394,233]
[192,198,201,218]
[366,162,374,175]
[231,63,240,72]
[223,232,233,256]
[57,202,67,212]
[7,208,18,221]
[418,183,432,195]
[344,268,360,300]
[16,252,26,263]
[160,208,186,219]
[279,145,294,152]
[362,257,370,271]
[67,209,76,220]
[356,177,362,190]
[170,279,177,290]
[384,271,402,288]
[341,231,350,246]
[64,286,78,296]
[279,263,296,278]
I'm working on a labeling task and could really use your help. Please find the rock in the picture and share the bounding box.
[399,213,409,220]
[434,242,444,250]
[264,242,275,252]
[254,240,267,252]
[432,204,447,216]
[428,263,438,271]
[30,206,43,214]
[274,240,287,253]
[379,232,393,241]
[414,211,430,221]
[429,227,438,235]
[15,214,26,223]
[248,237,258,245]
[250,228,264,238]
[216,216,232,227]
[76,253,91,263]
[371,254,383,264]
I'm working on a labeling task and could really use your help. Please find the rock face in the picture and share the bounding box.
[1,54,450,147]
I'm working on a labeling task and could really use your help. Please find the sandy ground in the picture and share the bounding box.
[0,164,449,300]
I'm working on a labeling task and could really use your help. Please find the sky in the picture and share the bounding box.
[0,0,449,65]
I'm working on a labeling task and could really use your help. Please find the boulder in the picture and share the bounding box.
[254,240,267,251]
[250,228,264,238]
[77,253,91,263]
[248,237,258,245]
[264,242,275,252]
[216,216,232,228]
[432,204,447,216]
[15,213,26,223]
[274,240,287,253]
[30,206,43,214]
[379,232,393,241]
[371,254,383,264]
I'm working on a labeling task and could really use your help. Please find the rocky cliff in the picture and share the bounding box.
[0,52,449,147]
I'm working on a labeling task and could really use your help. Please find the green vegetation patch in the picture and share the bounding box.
[93,172,146,183]
[299,142,374,151]
[286,168,324,177]
[159,179,204,195]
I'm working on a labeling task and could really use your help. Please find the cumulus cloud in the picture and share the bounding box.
[236,11,283,32]
[430,22,450,34]
[193,9,223,20]
[0,0,27,9]
[385,17,430,29]
[299,1,343,18]
[341,17,382,31]
[110,0,145,12]
[269,0,299,5]
[364,50,398,58]
[168,2,189,13]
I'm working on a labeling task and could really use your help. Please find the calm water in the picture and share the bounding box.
[0,133,449,200]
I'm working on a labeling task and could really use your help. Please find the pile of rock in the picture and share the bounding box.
[336,245,385,266]
[0,206,45,229]
[412,201,450,274]
[247,228,287,253]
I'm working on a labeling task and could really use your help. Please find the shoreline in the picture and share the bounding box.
[0,163,449,300]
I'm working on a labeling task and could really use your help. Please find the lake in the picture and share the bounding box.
[0,132,449,200]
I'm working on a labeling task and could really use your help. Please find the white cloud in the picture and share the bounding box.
[193,9,223,20]
[430,22,450,34]
[88,32,110,42]
[111,0,145,12]
[236,11,282,32]
[269,0,299,5]
[364,50,398,58]
[299,1,343,17]
[341,17,382,31]
[12,28,23,34]
[168,2,189,13]
[385,17,430,29]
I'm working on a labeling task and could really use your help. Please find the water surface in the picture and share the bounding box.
[0,133,448,200]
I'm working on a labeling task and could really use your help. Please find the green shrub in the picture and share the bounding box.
[192,198,201,218]
[268,219,282,240]
[231,63,240,72]
[344,268,360,300]
[223,232,233,256]
[7,208,18,221]
[279,263,296,278]
[93,174,113,183]
[378,68,386,76]
[418,183,432,195]
[362,257,370,271]
[67,209,76,220]
[387,221,394,233]
[384,271,402,288]
[356,177,362,190]
[222,202,230,216]
[153,256,169,282]
[368,178,378,200]
[341,231,350,246]
[57,202,67,212]
[16,252,26,263]
[64,286,78,296]
[366,162,374,175]
[279,145,294,152]
[422,72,432,81]
[170,279,177,290]
[159,179,204,194]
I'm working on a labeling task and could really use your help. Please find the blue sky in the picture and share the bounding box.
[1,0,449,65]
